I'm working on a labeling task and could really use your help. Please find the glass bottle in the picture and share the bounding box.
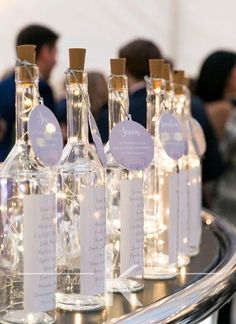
[173,74,201,257]
[172,71,191,266]
[56,49,106,311]
[106,58,144,292]
[152,64,179,279]
[0,45,56,323]
[144,59,167,279]
[144,60,164,223]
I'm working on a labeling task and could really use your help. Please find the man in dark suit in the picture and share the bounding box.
[0,24,58,161]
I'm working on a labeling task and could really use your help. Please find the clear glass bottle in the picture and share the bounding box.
[106,59,144,292]
[172,72,191,266]
[56,49,106,311]
[0,46,56,323]
[174,78,201,257]
[144,75,166,279]
[144,59,164,226]
[154,74,179,279]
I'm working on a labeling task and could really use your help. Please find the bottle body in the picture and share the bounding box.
[143,160,159,278]
[144,80,164,219]
[106,158,144,292]
[148,146,178,279]
[174,87,202,257]
[144,80,178,279]
[56,145,105,311]
[177,157,190,266]
[56,73,106,311]
[106,74,144,292]
[144,78,165,279]
[182,120,201,257]
[0,166,56,323]
[0,64,56,323]
[187,155,202,256]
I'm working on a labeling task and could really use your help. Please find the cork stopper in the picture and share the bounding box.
[149,59,164,89]
[173,70,185,94]
[17,45,36,64]
[162,63,172,81]
[110,58,126,89]
[69,48,86,70]
[162,63,172,90]
[110,58,126,75]
[173,70,185,84]
[149,59,164,78]
[183,77,189,87]
[68,48,86,83]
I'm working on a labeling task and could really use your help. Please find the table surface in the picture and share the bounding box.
[56,225,220,324]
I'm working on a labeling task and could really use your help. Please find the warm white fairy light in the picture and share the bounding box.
[24,97,32,109]
[46,122,56,135]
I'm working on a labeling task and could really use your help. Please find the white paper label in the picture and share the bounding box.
[120,179,144,276]
[24,194,56,313]
[178,169,189,255]
[168,173,178,264]
[80,186,106,296]
[188,166,202,247]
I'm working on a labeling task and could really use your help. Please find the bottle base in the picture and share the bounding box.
[178,255,190,267]
[56,293,104,312]
[1,310,55,324]
[144,267,177,279]
[189,247,199,257]
[107,278,144,293]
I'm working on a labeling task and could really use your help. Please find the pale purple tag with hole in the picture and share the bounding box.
[189,117,206,157]
[88,110,107,167]
[159,112,186,161]
[109,120,154,170]
[28,105,63,166]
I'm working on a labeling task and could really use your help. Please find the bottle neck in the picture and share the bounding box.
[173,84,189,117]
[184,87,191,117]
[15,65,39,143]
[146,77,166,136]
[108,75,129,133]
[66,71,89,144]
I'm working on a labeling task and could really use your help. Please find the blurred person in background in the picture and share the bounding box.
[56,71,108,144]
[0,24,59,161]
[119,39,162,127]
[195,51,236,224]
[195,50,236,140]
[196,51,236,324]
[98,38,162,142]
[88,72,108,122]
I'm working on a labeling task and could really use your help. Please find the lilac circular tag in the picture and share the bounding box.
[28,104,63,166]
[189,117,206,156]
[88,110,107,167]
[109,120,154,170]
[159,112,186,160]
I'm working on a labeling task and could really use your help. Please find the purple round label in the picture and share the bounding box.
[88,110,107,167]
[28,105,63,166]
[159,112,186,160]
[109,120,154,170]
[189,117,206,156]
